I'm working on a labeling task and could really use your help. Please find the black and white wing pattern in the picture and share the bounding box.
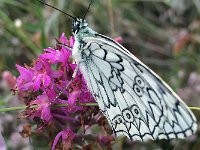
[77,33,197,141]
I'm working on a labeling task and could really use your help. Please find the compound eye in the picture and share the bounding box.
[72,24,79,34]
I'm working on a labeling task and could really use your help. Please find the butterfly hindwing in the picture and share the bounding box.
[76,34,197,141]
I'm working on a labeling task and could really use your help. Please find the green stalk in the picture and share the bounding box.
[0,103,98,112]
[0,104,198,113]
[0,105,36,112]
[189,107,200,111]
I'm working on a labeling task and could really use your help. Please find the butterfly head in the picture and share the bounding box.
[72,18,88,35]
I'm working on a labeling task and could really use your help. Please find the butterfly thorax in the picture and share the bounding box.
[72,18,96,62]
[72,18,96,41]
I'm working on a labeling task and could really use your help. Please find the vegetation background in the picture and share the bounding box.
[0,0,200,149]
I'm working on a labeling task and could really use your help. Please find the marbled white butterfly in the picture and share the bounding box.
[38,0,197,141]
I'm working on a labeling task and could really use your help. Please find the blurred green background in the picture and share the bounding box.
[0,0,200,149]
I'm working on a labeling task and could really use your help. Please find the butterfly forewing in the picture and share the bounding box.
[72,20,197,141]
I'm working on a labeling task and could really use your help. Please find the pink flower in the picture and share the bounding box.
[16,65,34,91]
[29,94,52,123]
[40,47,71,65]
[114,37,123,43]
[2,71,16,89]
[16,33,94,122]
[15,33,114,149]
[32,60,52,91]
[51,129,76,150]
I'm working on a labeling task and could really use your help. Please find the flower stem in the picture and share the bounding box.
[0,105,37,112]
[189,107,200,111]
[0,103,98,112]
[0,104,198,113]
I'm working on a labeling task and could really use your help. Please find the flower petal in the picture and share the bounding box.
[16,65,33,81]
[51,131,64,150]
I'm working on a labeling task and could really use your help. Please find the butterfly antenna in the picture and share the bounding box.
[83,0,93,20]
[36,0,75,20]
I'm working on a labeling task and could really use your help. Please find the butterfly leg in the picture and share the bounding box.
[56,42,73,51]
[50,64,79,104]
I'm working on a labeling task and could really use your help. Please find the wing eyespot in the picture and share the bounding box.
[135,76,145,88]
[133,84,143,97]
[112,115,124,126]
[122,109,135,122]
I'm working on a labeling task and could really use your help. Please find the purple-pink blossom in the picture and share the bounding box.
[51,129,76,150]
[29,94,52,123]
[15,33,121,149]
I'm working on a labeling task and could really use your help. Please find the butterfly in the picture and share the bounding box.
[71,18,197,141]
[39,0,197,141]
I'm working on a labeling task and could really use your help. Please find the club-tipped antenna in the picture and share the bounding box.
[36,0,75,20]
[83,0,93,20]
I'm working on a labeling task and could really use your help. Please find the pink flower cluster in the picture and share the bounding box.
[15,33,115,149]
